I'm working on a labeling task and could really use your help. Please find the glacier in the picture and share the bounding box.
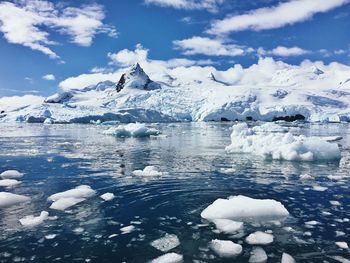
[0,58,350,124]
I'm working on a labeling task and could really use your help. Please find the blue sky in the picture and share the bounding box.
[0,0,349,96]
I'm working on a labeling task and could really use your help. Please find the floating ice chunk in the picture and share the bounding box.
[281,252,296,263]
[150,253,183,263]
[0,179,21,187]
[132,166,163,177]
[0,192,30,208]
[120,225,135,234]
[246,231,274,245]
[73,227,84,234]
[305,220,319,226]
[45,234,57,240]
[226,123,341,162]
[48,185,96,201]
[19,211,49,227]
[201,195,289,222]
[212,219,243,234]
[336,242,349,249]
[210,239,242,258]
[103,123,160,138]
[219,167,236,174]
[312,185,327,192]
[330,201,341,206]
[336,231,345,237]
[299,174,313,180]
[249,247,268,263]
[0,170,24,179]
[150,234,180,252]
[100,192,115,201]
[50,197,85,211]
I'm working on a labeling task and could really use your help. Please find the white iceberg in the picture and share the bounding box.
[226,123,341,161]
[335,242,349,249]
[132,166,163,177]
[201,195,289,222]
[212,219,243,234]
[0,192,30,208]
[19,211,49,227]
[281,253,296,263]
[120,225,135,234]
[0,179,21,187]
[150,234,180,252]
[100,192,115,201]
[210,239,243,258]
[50,197,85,211]
[249,247,268,263]
[103,123,160,138]
[245,231,274,245]
[150,253,183,263]
[0,170,24,179]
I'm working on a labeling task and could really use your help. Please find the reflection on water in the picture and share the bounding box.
[0,122,349,262]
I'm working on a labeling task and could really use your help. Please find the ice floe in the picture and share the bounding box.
[100,192,115,201]
[0,192,30,208]
[150,234,180,252]
[212,219,243,234]
[50,197,85,211]
[210,239,242,258]
[245,231,274,245]
[201,195,289,222]
[249,247,268,263]
[19,211,49,227]
[45,234,57,240]
[226,123,341,161]
[103,123,160,138]
[281,252,296,263]
[150,253,183,263]
[120,225,135,234]
[0,170,24,178]
[0,179,21,187]
[336,242,349,249]
[132,166,163,177]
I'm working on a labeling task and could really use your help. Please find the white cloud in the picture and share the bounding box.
[0,1,117,59]
[208,0,350,35]
[144,0,224,12]
[258,46,310,57]
[42,74,55,80]
[173,36,248,56]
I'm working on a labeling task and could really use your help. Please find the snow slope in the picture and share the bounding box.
[1,58,350,123]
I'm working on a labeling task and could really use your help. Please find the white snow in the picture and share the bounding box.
[132,166,163,177]
[48,185,95,211]
[19,211,49,227]
[150,253,183,263]
[249,247,268,263]
[100,192,115,201]
[0,179,21,187]
[0,170,24,179]
[210,239,243,258]
[226,123,341,161]
[245,231,274,245]
[0,192,30,208]
[281,253,296,263]
[150,234,180,252]
[103,123,160,138]
[212,219,243,234]
[120,225,135,234]
[336,242,349,249]
[201,195,289,222]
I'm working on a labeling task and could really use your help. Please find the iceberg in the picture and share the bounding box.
[245,231,274,245]
[210,239,243,258]
[19,211,49,227]
[132,166,163,177]
[103,123,160,138]
[0,192,30,208]
[0,170,24,178]
[150,253,183,263]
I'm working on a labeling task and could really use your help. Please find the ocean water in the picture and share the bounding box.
[0,122,349,263]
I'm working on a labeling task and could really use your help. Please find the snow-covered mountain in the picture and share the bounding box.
[0,60,350,124]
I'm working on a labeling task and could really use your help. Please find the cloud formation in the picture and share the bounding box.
[258,46,310,57]
[144,0,224,12]
[208,0,350,35]
[42,74,55,80]
[0,0,117,59]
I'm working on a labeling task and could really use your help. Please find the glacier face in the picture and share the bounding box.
[0,59,350,124]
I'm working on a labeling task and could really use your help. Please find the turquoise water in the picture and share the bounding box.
[0,122,349,262]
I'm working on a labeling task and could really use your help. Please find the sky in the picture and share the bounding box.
[0,0,349,96]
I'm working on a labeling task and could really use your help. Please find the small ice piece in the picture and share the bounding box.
[249,247,268,263]
[312,185,327,191]
[299,174,313,180]
[212,219,243,234]
[281,252,296,263]
[336,242,349,249]
[50,197,85,211]
[103,123,160,138]
[305,220,319,226]
[336,231,345,237]
[150,234,180,252]
[73,227,84,234]
[48,185,96,201]
[330,201,341,206]
[0,179,21,187]
[45,234,57,240]
[219,167,236,174]
[201,195,289,222]
[120,225,135,234]
[0,192,30,208]
[245,231,274,245]
[150,253,183,263]
[100,192,115,201]
[210,239,242,258]
[19,211,49,227]
[132,166,163,177]
[0,170,24,179]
